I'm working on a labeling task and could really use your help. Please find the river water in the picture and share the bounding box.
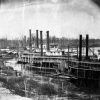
[2,59,100,100]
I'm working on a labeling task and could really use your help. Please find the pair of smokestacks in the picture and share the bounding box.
[36,30,50,48]
[79,34,89,61]
[29,30,50,56]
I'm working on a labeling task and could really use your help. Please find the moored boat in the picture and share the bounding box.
[68,34,100,88]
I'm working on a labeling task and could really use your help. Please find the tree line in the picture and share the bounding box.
[0,36,100,49]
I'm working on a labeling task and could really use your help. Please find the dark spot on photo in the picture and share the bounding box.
[92,0,100,7]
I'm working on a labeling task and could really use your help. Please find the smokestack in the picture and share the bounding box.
[24,36,26,48]
[86,34,89,60]
[46,31,50,51]
[36,30,39,48]
[29,29,32,51]
[40,31,43,56]
[79,35,82,61]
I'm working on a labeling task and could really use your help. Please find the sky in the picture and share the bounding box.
[0,0,100,39]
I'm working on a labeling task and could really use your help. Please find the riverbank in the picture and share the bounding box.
[0,82,31,100]
[1,58,100,100]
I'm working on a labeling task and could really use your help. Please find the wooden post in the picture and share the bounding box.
[24,79,27,97]
[68,45,70,74]
[61,81,64,90]
[68,45,69,62]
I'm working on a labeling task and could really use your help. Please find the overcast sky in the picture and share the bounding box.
[0,0,100,39]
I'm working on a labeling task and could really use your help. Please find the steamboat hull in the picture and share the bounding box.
[68,60,100,88]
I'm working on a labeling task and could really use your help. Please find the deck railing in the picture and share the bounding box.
[68,60,100,80]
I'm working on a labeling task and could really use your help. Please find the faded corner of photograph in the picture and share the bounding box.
[0,0,100,100]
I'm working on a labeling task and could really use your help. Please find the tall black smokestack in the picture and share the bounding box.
[79,35,82,61]
[86,34,89,60]
[46,31,50,51]
[36,30,39,48]
[29,29,32,51]
[40,31,43,56]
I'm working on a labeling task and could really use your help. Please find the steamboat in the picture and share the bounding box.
[17,30,68,75]
[18,29,100,88]
[68,34,100,88]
